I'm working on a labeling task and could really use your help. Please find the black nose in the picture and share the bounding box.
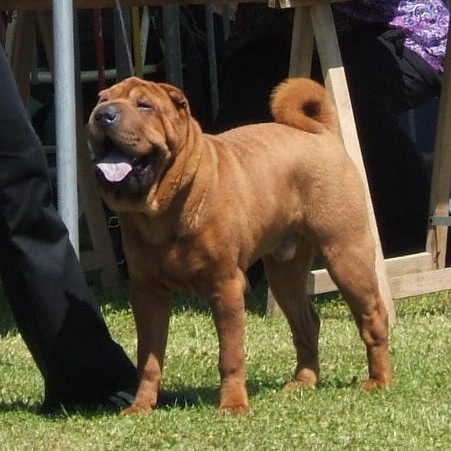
[94,105,120,127]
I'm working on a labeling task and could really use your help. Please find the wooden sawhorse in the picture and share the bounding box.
[268,0,451,324]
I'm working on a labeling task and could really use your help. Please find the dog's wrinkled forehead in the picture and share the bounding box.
[99,78,157,101]
[98,77,189,114]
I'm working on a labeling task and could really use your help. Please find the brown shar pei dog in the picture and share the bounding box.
[87,76,391,414]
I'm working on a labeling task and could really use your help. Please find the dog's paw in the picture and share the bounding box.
[361,377,390,391]
[287,367,318,390]
[219,402,250,415]
[121,404,153,415]
[219,382,249,414]
[283,380,316,391]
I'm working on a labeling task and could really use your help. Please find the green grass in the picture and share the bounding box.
[0,279,451,450]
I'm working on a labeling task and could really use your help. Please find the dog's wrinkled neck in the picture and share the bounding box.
[148,119,208,221]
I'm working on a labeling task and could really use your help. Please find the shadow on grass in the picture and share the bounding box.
[88,270,270,318]
[0,392,200,418]
[0,375,366,419]
[0,400,40,414]
[170,277,269,317]
[317,376,360,390]
[0,288,17,337]
[0,378,285,418]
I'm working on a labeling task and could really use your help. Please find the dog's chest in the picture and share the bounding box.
[124,223,215,286]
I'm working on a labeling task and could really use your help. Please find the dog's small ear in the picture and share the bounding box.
[168,89,188,110]
[160,83,189,110]
[97,88,111,103]
[174,97,188,110]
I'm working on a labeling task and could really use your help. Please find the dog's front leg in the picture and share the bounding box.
[209,280,249,414]
[122,280,171,415]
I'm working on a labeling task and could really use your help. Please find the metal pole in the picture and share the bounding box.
[53,0,79,254]
[162,6,183,89]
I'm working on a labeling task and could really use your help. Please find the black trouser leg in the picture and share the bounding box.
[0,46,136,406]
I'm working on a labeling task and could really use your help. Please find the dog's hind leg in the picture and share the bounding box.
[262,246,320,389]
[320,233,391,390]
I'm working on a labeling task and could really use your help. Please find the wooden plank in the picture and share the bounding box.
[76,125,121,286]
[389,267,451,299]
[0,0,353,10]
[385,252,434,278]
[307,268,335,294]
[309,266,451,300]
[307,252,435,295]
[2,0,260,10]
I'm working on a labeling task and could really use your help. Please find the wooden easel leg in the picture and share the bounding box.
[37,11,54,74]
[288,6,313,77]
[426,32,451,269]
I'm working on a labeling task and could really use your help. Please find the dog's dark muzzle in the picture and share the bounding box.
[94,146,159,196]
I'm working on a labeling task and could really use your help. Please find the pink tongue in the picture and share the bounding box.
[97,162,133,182]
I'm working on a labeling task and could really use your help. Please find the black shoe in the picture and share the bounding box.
[108,389,195,410]
[40,379,138,414]
[107,390,134,409]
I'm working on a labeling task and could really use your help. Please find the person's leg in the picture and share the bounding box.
[0,45,137,410]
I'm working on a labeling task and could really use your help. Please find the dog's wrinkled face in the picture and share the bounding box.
[87,77,189,200]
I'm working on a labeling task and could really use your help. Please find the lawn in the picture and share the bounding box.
[0,278,450,450]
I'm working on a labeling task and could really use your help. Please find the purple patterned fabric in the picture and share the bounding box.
[333,1,450,72]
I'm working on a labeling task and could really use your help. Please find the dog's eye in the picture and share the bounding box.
[137,101,154,111]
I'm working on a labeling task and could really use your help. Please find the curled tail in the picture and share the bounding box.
[270,78,339,134]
